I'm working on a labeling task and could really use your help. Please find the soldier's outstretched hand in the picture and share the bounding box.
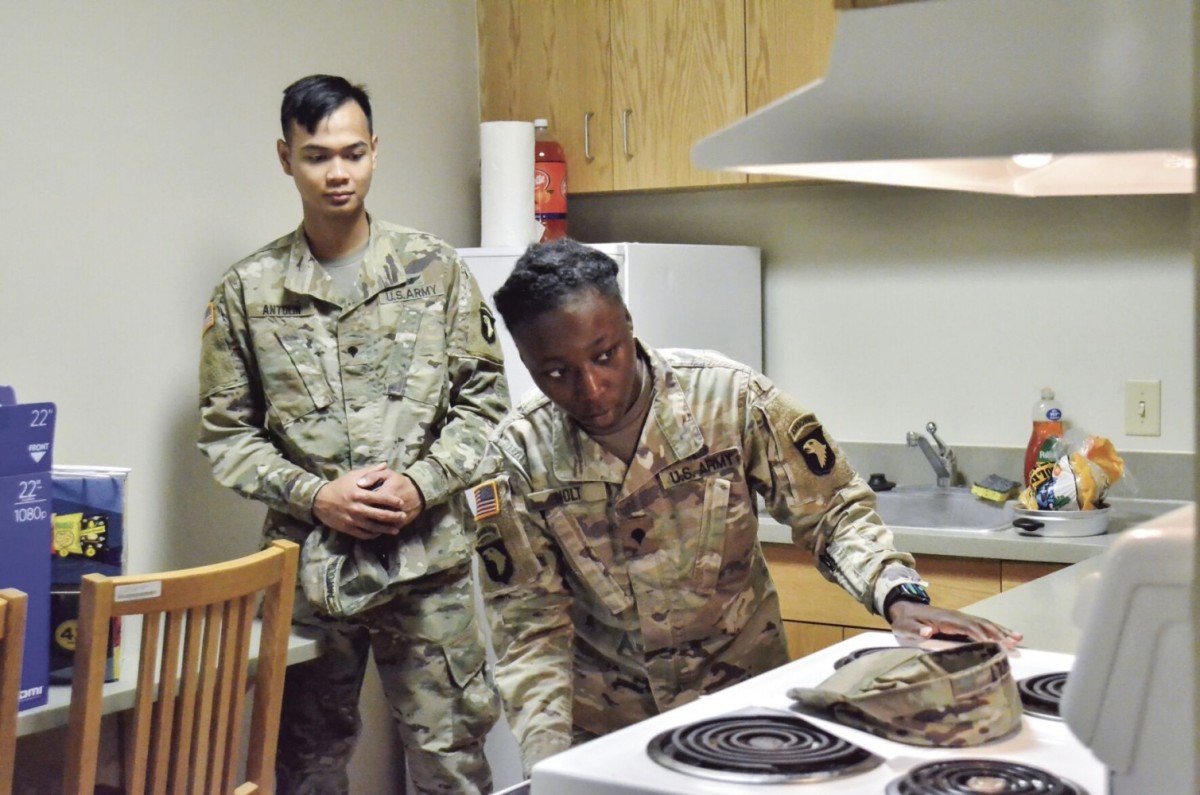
[889,603,1023,649]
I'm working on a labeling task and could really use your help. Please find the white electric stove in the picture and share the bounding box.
[528,632,1106,794]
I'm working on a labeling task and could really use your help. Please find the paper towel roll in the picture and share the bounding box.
[480,121,541,247]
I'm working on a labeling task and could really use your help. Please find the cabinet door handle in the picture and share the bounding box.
[621,109,633,159]
[583,111,595,162]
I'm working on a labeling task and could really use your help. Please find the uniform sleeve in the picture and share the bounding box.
[401,254,511,505]
[470,442,575,772]
[742,374,915,615]
[197,275,326,520]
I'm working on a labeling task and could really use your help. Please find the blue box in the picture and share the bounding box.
[0,399,56,711]
[50,465,129,683]
[51,465,129,583]
[49,588,121,684]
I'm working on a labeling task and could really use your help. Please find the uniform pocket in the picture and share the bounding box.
[263,329,335,425]
[385,301,447,406]
[384,306,422,398]
[385,303,448,456]
[693,477,731,596]
[545,509,634,616]
[441,620,487,689]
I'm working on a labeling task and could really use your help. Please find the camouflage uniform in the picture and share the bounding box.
[472,346,917,769]
[197,217,507,794]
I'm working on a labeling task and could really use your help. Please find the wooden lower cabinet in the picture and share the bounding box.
[780,621,844,660]
[765,544,1065,660]
[1000,560,1065,591]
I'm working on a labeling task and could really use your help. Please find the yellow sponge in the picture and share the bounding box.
[972,474,1020,503]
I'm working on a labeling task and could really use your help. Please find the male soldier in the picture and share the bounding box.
[470,238,1021,771]
[197,75,507,794]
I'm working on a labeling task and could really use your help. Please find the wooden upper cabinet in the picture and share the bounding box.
[746,0,837,113]
[477,0,836,194]
[477,0,614,194]
[745,0,838,184]
[609,0,747,190]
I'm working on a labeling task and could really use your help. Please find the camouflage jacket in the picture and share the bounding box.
[473,347,914,767]
[198,217,509,583]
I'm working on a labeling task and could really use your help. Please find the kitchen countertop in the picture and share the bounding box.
[758,496,1188,564]
[964,554,1105,655]
[760,497,1191,657]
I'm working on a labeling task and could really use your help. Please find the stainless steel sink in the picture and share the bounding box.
[872,486,1013,532]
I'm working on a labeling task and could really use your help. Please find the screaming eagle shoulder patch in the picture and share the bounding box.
[789,415,835,476]
[477,532,515,586]
[480,305,497,344]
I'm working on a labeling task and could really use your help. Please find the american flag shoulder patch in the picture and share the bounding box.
[469,480,501,520]
[202,302,216,335]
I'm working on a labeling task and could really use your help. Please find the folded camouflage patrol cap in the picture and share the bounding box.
[787,642,1022,747]
[300,527,428,618]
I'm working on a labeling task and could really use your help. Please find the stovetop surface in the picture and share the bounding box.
[529,632,1105,794]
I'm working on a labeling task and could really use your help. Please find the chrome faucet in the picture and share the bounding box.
[906,421,957,487]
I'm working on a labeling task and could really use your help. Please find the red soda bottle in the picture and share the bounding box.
[533,119,568,241]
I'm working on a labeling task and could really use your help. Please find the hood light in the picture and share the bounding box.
[1012,154,1054,170]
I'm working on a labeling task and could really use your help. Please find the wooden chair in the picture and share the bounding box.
[0,589,28,795]
[63,540,299,795]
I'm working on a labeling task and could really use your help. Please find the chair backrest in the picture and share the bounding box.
[63,540,299,795]
[0,589,28,795]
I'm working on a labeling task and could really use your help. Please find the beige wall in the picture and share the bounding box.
[2,0,482,575]
[3,2,485,792]
[572,185,1195,456]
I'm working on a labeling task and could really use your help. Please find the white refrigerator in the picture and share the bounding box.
[460,243,763,403]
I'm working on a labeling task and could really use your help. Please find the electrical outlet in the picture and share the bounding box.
[1124,380,1161,436]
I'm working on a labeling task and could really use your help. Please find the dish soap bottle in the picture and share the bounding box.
[533,118,568,242]
[1024,388,1065,486]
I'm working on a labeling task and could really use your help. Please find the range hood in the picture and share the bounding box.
[693,0,1193,196]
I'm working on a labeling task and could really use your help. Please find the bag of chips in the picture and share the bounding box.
[1019,436,1125,511]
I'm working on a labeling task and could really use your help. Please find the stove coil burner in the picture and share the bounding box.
[1017,672,1068,720]
[886,758,1089,795]
[647,709,882,784]
[833,646,893,669]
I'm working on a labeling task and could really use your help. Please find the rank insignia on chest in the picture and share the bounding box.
[468,480,501,520]
[789,416,835,476]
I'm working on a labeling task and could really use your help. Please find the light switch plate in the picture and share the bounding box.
[1124,379,1162,436]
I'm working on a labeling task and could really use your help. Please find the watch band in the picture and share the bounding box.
[883,582,931,621]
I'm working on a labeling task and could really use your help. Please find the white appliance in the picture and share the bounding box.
[460,243,762,404]
[692,0,1193,196]
[1063,503,1196,794]
[527,632,1107,793]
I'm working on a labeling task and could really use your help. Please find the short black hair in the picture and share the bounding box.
[280,75,373,142]
[493,238,624,333]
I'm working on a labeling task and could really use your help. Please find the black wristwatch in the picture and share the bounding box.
[883,582,931,622]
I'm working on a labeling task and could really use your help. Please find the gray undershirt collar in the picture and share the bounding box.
[318,241,369,300]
